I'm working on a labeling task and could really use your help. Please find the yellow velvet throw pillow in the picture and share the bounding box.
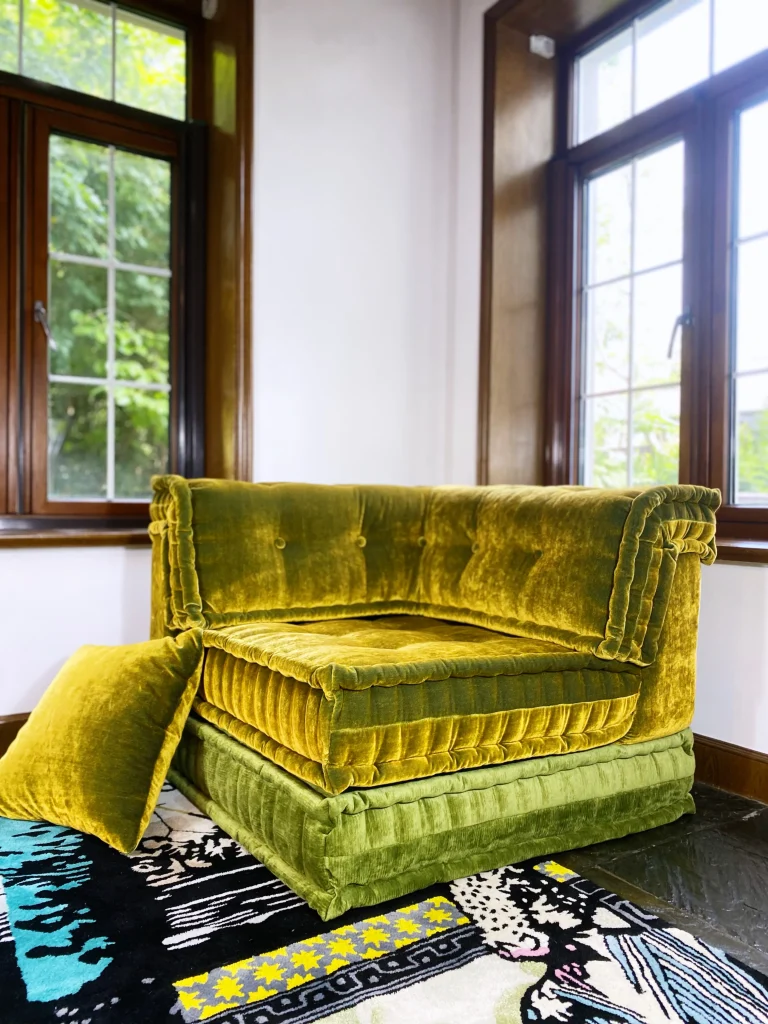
[0,630,203,853]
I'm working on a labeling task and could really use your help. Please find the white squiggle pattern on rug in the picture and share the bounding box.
[128,784,303,949]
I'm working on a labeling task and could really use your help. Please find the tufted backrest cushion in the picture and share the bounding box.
[149,477,719,666]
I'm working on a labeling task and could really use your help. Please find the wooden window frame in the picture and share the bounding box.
[27,107,180,518]
[0,1,208,531]
[546,3,768,544]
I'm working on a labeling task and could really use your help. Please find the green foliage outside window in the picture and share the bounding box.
[0,0,185,121]
[48,135,171,501]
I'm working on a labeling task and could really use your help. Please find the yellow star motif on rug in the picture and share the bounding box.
[253,962,284,984]
[328,937,356,956]
[247,986,278,1003]
[214,976,244,1001]
[424,907,452,923]
[361,926,388,946]
[395,918,420,935]
[178,990,204,1012]
[534,860,578,883]
[360,946,387,961]
[291,949,323,971]
[287,972,315,989]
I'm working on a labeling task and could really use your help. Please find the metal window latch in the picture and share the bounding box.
[34,300,56,349]
[667,309,693,358]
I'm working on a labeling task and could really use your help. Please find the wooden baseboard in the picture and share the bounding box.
[0,713,29,757]
[694,733,768,804]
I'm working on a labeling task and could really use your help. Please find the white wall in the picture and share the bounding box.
[0,547,151,715]
[695,561,768,754]
[251,0,481,486]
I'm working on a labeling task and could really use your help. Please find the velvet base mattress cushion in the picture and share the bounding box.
[197,615,641,794]
[170,716,695,920]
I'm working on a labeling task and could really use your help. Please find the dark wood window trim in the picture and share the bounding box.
[0,1,219,543]
[25,105,182,519]
[543,4,768,561]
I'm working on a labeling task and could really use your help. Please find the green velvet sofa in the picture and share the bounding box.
[150,477,719,919]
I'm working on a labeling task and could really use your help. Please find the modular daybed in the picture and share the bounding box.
[150,477,719,919]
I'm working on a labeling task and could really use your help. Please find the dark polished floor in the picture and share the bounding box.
[560,783,768,976]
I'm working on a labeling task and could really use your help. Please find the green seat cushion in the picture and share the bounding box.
[197,615,641,794]
[170,716,696,920]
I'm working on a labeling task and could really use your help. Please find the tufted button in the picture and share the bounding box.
[471,541,480,554]
[274,536,286,550]
[356,536,367,548]
[417,536,427,548]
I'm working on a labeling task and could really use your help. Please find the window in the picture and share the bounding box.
[728,95,768,506]
[0,0,186,119]
[581,141,685,487]
[0,2,203,525]
[549,0,768,540]
[575,0,768,143]
[44,134,172,502]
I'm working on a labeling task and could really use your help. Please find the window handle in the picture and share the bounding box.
[34,300,56,350]
[667,309,692,359]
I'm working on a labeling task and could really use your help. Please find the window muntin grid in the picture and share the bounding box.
[579,139,685,487]
[576,0,768,145]
[0,0,186,121]
[46,134,171,501]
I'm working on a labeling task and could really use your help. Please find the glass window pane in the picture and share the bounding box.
[115,9,186,120]
[735,373,768,505]
[582,393,629,487]
[48,382,107,499]
[636,0,709,116]
[49,260,107,378]
[714,0,768,73]
[586,162,632,285]
[735,237,768,375]
[631,386,680,486]
[114,150,172,269]
[738,100,768,241]
[23,0,111,100]
[585,281,630,394]
[115,271,170,384]
[633,264,683,387]
[577,27,632,144]
[0,0,19,72]
[114,387,170,499]
[49,135,108,260]
[634,141,685,273]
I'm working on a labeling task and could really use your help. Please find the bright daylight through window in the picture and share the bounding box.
[581,142,684,487]
[575,0,768,504]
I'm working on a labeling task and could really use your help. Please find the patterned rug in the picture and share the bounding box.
[1,785,767,1024]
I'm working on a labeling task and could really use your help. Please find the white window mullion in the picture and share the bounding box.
[627,156,638,487]
[110,2,117,102]
[49,251,171,278]
[18,0,23,76]
[107,146,116,502]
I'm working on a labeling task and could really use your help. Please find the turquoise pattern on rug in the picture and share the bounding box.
[0,818,112,1002]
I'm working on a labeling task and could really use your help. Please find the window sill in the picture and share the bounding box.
[715,539,768,565]
[0,528,150,548]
